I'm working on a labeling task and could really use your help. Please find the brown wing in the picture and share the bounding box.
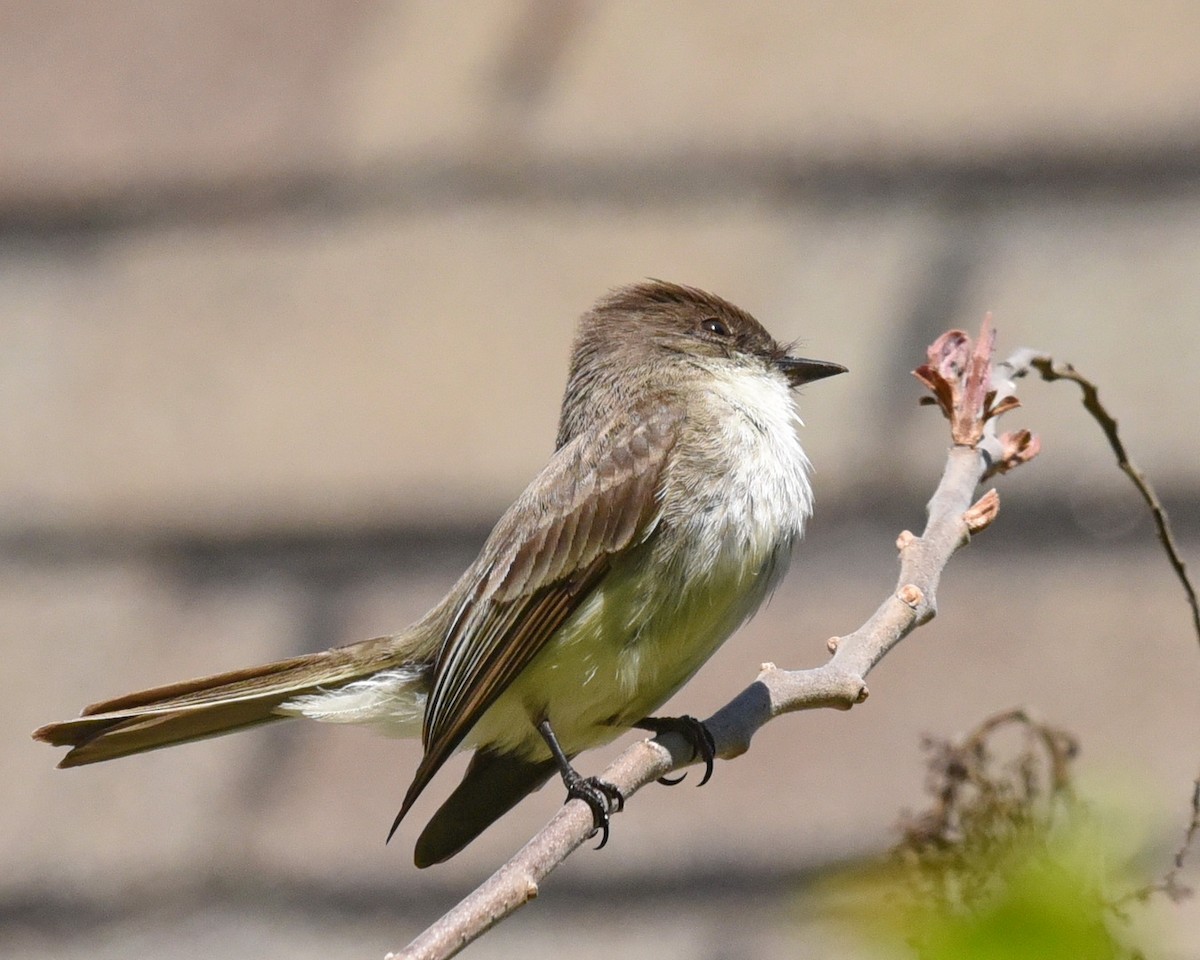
[390,402,682,834]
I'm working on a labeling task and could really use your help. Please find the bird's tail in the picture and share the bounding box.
[32,634,414,768]
[413,749,558,867]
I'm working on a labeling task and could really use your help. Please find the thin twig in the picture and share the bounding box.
[1027,356,1200,645]
[899,707,1079,854]
[1155,773,1200,905]
[1169,776,1200,892]
[1112,772,1200,908]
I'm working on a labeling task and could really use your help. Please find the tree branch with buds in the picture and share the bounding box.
[389,319,1038,960]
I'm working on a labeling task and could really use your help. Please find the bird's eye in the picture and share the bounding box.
[700,317,730,337]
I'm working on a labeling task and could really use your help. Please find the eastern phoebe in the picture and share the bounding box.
[34,280,845,866]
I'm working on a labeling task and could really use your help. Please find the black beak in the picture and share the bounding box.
[777,356,848,387]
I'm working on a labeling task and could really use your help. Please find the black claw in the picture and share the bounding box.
[636,714,717,787]
[565,775,624,848]
[694,719,716,787]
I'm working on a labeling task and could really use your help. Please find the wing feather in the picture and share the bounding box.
[391,403,682,831]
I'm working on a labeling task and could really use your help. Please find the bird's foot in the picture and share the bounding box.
[563,772,625,849]
[635,714,716,786]
[537,718,625,850]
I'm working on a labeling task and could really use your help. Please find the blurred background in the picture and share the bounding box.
[3,2,1198,957]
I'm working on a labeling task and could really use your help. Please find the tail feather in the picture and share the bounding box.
[33,634,413,768]
[412,749,557,868]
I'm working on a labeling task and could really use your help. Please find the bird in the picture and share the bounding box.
[33,280,846,867]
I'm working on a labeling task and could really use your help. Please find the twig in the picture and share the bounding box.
[1018,355,1200,645]
[1166,775,1200,898]
[1118,773,1200,907]
[898,707,1080,859]
[390,320,1035,960]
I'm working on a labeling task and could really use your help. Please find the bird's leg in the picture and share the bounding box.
[634,715,716,786]
[536,719,624,849]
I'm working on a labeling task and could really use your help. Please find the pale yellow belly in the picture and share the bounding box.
[466,536,788,760]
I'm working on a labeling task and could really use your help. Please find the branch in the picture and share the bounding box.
[389,319,1036,960]
[1010,354,1200,645]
